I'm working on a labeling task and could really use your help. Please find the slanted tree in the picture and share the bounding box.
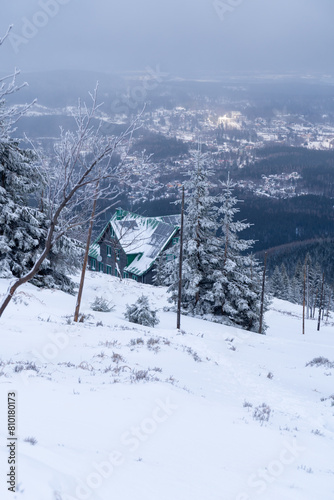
[0,37,80,294]
[0,82,137,317]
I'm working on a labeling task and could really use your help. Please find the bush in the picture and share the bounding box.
[306,357,334,369]
[124,295,159,327]
[90,296,114,312]
[24,436,38,446]
[253,403,271,425]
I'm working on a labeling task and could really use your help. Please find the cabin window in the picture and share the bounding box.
[99,262,104,272]
[132,275,138,281]
[123,272,129,279]
[115,268,118,277]
[172,237,179,245]
[106,265,112,275]
[107,245,112,257]
[116,249,120,260]
[91,259,96,270]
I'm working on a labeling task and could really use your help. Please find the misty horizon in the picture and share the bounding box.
[0,0,333,80]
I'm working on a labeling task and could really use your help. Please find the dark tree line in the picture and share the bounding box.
[269,257,332,319]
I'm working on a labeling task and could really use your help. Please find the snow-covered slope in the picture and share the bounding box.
[0,273,333,500]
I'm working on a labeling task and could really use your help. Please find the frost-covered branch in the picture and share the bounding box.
[0,28,36,140]
[0,88,141,317]
[0,25,13,47]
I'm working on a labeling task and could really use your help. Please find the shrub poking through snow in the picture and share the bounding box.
[253,403,271,425]
[306,357,334,369]
[90,296,114,312]
[130,338,145,346]
[24,436,38,446]
[124,295,159,327]
[130,369,150,382]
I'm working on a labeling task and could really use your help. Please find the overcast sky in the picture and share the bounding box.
[1,0,333,78]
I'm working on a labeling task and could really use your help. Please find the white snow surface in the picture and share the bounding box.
[0,273,333,500]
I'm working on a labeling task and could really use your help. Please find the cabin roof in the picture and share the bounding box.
[89,208,180,276]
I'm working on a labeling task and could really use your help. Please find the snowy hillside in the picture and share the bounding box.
[0,273,333,500]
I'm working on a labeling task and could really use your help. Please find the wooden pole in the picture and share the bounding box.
[259,252,268,335]
[74,181,99,322]
[177,186,185,330]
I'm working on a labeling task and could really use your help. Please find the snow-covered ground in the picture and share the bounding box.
[0,273,333,500]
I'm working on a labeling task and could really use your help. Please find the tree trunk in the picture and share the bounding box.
[0,225,54,317]
[74,181,99,322]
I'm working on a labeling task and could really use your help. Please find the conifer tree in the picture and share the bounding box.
[270,265,283,298]
[124,295,159,327]
[153,243,179,287]
[209,177,264,331]
[165,161,266,332]
[168,149,219,315]
[280,263,291,301]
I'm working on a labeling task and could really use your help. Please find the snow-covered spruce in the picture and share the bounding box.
[167,149,221,316]
[164,150,267,332]
[124,294,160,327]
[209,176,267,332]
[90,296,115,312]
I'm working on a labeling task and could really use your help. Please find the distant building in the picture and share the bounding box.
[88,208,180,284]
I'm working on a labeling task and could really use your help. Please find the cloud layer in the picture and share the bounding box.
[1,0,333,77]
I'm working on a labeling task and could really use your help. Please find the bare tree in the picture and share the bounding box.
[0,87,139,318]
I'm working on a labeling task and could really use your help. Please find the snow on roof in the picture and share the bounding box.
[156,214,181,226]
[89,208,179,276]
[88,242,100,260]
[113,210,178,275]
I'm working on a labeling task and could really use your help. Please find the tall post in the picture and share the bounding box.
[177,186,185,330]
[317,272,325,332]
[74,181,99,322]
[259,252,268,335]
